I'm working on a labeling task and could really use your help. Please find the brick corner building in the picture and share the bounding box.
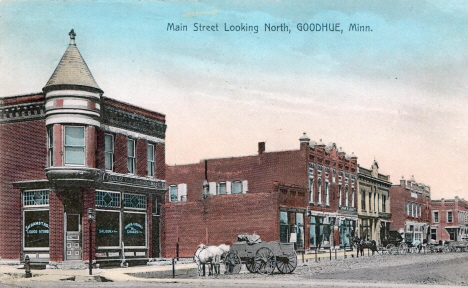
[430,197,468,242]
[0,30,166,265]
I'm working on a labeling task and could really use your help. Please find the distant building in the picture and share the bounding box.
[357,159,392,244]
[389,176,431,243]
[430,197,468,241]
[162,133,358,258]
[0,31,166,265]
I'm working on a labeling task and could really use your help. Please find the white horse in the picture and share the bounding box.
[194,244,229,276]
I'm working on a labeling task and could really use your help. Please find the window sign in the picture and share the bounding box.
[64,126,85,165]
[24,210,49,248]
[96,211,120,247]
[123,213,146,247]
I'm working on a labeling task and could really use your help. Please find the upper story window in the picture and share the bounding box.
[351,188,355,208]
[127,139,136,174]
[105,134,114,171]
[147,144,155,177]
[47,127,53,167]
[169,184,187,202]
[232,181,242,194]
[382,195,387,212]
[447,211,453,223]
[169,185,178,202]
[433,211,439,223]
[217,182,227,195]
[64,126,85,165]
[309,177,314,203]
[361,189,366,211]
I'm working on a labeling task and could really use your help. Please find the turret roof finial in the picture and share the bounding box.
[69,29,76,44]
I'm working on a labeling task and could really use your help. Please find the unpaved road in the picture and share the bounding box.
[3,252,468,287]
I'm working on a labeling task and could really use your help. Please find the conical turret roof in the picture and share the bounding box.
[44,30,102,92]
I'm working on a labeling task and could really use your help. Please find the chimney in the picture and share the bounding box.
[299,132,310,150]
[258,142,265,154]
[400,176,405,187]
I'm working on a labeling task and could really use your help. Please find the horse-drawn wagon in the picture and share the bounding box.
[224,240,297,275]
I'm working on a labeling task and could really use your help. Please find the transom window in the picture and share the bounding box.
[105,134,114,171]
[127,139,136,174]
[23,190,49,206]
[124,194,147,210]
[64,126,85,165]
[96,191,121,208]
[147,144,155,177]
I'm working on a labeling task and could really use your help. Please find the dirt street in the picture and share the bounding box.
[3,252,468,287]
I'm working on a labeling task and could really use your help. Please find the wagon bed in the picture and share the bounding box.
[224,241,297,275]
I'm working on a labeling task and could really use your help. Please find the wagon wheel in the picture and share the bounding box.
[398,243,408,254]
[245,259,257,273]
[255,247,276,275]
[224,252,242,274]
[276,252,297,274]
[386,244,395,255]
[442,245,451,253]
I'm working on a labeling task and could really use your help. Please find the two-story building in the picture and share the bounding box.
[162,133,358,258]
[357,160,392,244]
[389,176,431,244]
[0,30,166,266]
[430,197,468,242]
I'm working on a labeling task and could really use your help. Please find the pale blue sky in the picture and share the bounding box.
[1,0,468,200]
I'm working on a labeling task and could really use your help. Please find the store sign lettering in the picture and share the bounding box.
[125,223,143,234]
[25,221,49,234]
[98,229,118,235]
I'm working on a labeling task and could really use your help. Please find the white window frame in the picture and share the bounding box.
[95,209,121,250]
[231,181,242,194]
[147,143,155,177]
[122,211,147,249]
[433,211,439,223]
[169,185,178,202]
[127,138,136,174]
[447,211,453,223]
[318,179,322,204]
[64,126,86,166]
[309,178,314,203]
[47,127,53,167]
[217,182,227,195]
[325,181,330,206]
[22,207,50,252]
[351,188,355,208]
[105,133,114,171]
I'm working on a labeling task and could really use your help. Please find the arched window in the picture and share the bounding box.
[318,179,322,204]
[309,179,314,203]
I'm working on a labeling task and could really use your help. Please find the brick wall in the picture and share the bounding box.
[82,189,96,261]
[0,119,47,259]
[390,185,431,232]
[161,192,279,258]
[136,139,147,177]
[166,149,307,203]
[114,134,127,174]
[49,190,64,262]
[156,144,165,180]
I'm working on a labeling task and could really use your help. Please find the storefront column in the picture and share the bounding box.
[82,189,96,261]
[147,195,153,258]
[49,190,64,262]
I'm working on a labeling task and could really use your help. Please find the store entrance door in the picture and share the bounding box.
[65,214,82,260]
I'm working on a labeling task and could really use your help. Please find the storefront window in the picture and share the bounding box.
[280,212,289,243]
[123,212,146,247]
[296,213,304,249]
[340,219,354,247]
[96,210,120,247]
[24,210,49,248]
